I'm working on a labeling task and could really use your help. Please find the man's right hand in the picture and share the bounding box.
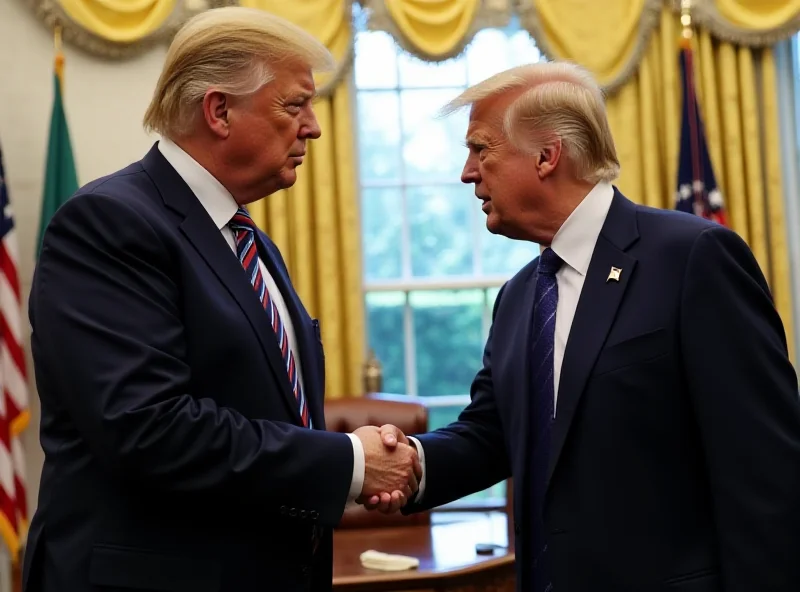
[353,425,421,511]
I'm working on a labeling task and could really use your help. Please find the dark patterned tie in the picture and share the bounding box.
[531,247,562,592]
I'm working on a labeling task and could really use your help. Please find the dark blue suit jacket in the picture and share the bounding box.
[408,190,800,592]
[23,145,354,592]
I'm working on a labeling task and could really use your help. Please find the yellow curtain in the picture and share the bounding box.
[604,7,795,361]
[241,0,365,399]
[715,0,800,30]
[56,0,176,42]
[526,0,662,92]
[383,0,481,57]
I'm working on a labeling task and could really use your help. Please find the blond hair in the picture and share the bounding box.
[443,62,620,184]
[143,7,335,138]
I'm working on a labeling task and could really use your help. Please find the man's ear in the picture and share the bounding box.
[202,90,230,139]
[537,138,562,179]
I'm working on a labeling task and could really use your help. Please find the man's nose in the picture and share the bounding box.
[461,161,480,184]
[301,111,322,140]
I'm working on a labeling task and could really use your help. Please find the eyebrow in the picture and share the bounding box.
[298,86,317,99]
[288,89,315,103]
[465,134,489,146]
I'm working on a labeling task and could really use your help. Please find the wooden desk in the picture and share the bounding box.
[333,512,515,592]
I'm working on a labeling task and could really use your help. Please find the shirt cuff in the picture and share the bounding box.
[407,436,426,502]
[345,432,365,504]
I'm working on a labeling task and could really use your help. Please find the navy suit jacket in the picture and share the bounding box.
[408,190,800,592]
[23,145,354,592]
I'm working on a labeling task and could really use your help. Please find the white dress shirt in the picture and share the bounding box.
[411,181,615,501]
[550,181,615,408]
[157,139,364,504]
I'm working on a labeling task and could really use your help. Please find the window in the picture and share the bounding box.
[354,17,542,504]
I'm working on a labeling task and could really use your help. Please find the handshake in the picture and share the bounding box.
[352,424,421,514]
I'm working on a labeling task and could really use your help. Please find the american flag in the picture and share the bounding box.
[0,144,29,562]
[675,41,727,226]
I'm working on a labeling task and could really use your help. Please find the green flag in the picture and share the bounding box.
[37,52,78,258]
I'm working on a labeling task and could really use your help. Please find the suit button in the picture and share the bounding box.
[300,510,307,519]
[300,565,311,579]
[310,510,319,520]
[280,505,288,515]
[289,508,298,517]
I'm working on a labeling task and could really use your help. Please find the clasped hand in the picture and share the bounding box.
[353,424,420,514]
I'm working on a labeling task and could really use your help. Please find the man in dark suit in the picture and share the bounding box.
[368,62,800,591]
[23,7,419,592]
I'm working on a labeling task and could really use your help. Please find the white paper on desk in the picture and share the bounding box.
[359,550,420,571]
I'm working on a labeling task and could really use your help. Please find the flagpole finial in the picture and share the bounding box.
[680,0,693,42]
[52,18,66,86]
[53,18,63,54]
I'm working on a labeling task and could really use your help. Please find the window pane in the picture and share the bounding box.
[400,89,469,183]
[460,480,507,504]
[466,29,512,85]
[427,404,507,504]
[427,404,464,431]
[509,30,542,66]
[355,31,398,89]
[361,187,403,281]
[397,51,467,88]
[357,91,402,182]
[366,292,407,394]
[412,290,483,396]
[481,228,538,276]
[487,286,501,309]
[408,185,474,277]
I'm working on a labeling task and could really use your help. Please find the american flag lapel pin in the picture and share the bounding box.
[607,267,622,282]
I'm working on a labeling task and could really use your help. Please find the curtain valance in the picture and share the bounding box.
[24,0,800,93]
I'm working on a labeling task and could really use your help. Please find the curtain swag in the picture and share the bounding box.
[24,0,800,94]
[668,0,800,47]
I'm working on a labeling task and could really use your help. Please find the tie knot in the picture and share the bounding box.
[538,248,563,276]
[230,207,255,231]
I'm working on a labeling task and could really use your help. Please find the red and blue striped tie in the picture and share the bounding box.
[229,208,311,428]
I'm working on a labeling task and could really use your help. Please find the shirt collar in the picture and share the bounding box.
[157,138,239,230]
[549,181,614,276]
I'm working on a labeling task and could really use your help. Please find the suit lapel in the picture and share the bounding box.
[546,190,640,493]
[516,269,540,516]
[141,145,303,425]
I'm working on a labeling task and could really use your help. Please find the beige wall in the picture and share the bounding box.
[0,0,168,516]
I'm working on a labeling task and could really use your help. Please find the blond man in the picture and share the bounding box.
[24,8,419,592]
[375,62,800,591]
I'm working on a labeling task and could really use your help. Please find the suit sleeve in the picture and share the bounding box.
[30,192,353,526]
[404,286,511,512]
[680,226,800,591]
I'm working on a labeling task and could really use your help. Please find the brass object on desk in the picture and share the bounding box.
[363,349,383,393]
